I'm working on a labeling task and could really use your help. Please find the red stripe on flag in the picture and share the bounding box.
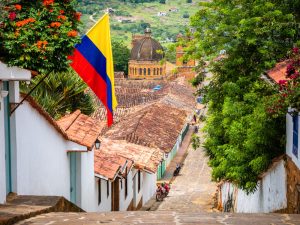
[68,49,113,126]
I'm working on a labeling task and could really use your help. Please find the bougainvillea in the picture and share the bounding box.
[267,48,300,116]
[0,0,81,74]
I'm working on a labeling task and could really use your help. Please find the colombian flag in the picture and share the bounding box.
[69,13,117,126]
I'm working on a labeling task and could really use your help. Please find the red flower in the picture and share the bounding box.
[57,15,67,20]
[16,18,36,27]
[74,12,81,21]
[9,12,16,21]
[59,10,65,14]
[67,30,77,37]
[15,4,22,10]
[43,0,54,6]
[50,22,62,28]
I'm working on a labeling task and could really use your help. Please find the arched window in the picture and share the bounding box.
[148,68,151,75]
[144,68,146,75]
[135,68,137,75]
[157,68,160,75]
[153,68,156,75]
[139,68,142,75]
[160,68,163,75]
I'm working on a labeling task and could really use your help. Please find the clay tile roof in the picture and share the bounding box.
[94,150,130,180]
[100,139,163,173]
[266,60,290,84]
[57,110,105,148]
[104,103,188,153]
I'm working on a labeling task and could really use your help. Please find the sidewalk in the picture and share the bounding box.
[159,124,195,183]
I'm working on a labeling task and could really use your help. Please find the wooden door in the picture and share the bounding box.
[111,178,120,211]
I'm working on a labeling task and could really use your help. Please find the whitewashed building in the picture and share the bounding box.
[0,62,32,204]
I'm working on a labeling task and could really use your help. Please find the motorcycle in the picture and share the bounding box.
[156,183,170,201]
[173,164,182,176]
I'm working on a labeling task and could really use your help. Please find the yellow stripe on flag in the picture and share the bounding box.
[86,13,117,109]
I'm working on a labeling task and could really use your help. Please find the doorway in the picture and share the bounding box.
[111,178,120,211]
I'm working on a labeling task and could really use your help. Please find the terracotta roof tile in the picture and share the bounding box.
[266,60,290,84]
[94,150,130,180]
[104,103,188,152]
[100,139,163,173]
[57,110,105,148]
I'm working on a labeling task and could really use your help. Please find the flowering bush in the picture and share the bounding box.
[0,0,81,74]
[267,48,300,116]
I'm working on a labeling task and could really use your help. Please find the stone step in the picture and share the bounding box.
[0,195,83,225]
[15,211,300,225]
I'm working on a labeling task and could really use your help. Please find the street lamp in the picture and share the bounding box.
[95,138,101,150]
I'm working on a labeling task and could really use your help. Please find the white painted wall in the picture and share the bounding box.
[220,159,287,213]
[0,81,6,204]
[14,101,82,200]
[119,170,134,211]
[79,150,112,212]
[132,169,143,208]
[286,113,300,169]
[142,172,157,205]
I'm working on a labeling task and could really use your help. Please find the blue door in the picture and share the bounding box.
[3,81,12,194]
[70,152,77,203]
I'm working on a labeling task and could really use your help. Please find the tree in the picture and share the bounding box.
[112,40,130,74]
[159,0,166,4]
[0,0,81,74]
[182,12,189,18]
[190,0,298,193]
[187,0,192,3]
[21,70,95,120]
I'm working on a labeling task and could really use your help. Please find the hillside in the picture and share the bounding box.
[77,0,202,47]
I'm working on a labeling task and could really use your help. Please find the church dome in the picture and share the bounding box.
[130,29,164,61]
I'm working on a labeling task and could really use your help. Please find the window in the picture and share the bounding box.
[144,68,146,75]
[139,68,142,75]
[157,68,160,75]
[148,68,151,75]
[135,68,137,75]
[98,179,101,205]
[107,180,109,197]
[138,170,141,192]
[293,115,299,158]
[125,168,128,198]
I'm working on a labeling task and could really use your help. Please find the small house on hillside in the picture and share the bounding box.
[157,12,167,17]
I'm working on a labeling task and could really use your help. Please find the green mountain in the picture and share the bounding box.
[77,0,201,47]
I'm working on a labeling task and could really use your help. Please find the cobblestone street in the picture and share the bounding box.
[157,118,217,212]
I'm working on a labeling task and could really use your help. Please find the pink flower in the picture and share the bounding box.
[286,64,295,77]
[278,80,287,86]
[292,47,299,54]
[9,12,16,21]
